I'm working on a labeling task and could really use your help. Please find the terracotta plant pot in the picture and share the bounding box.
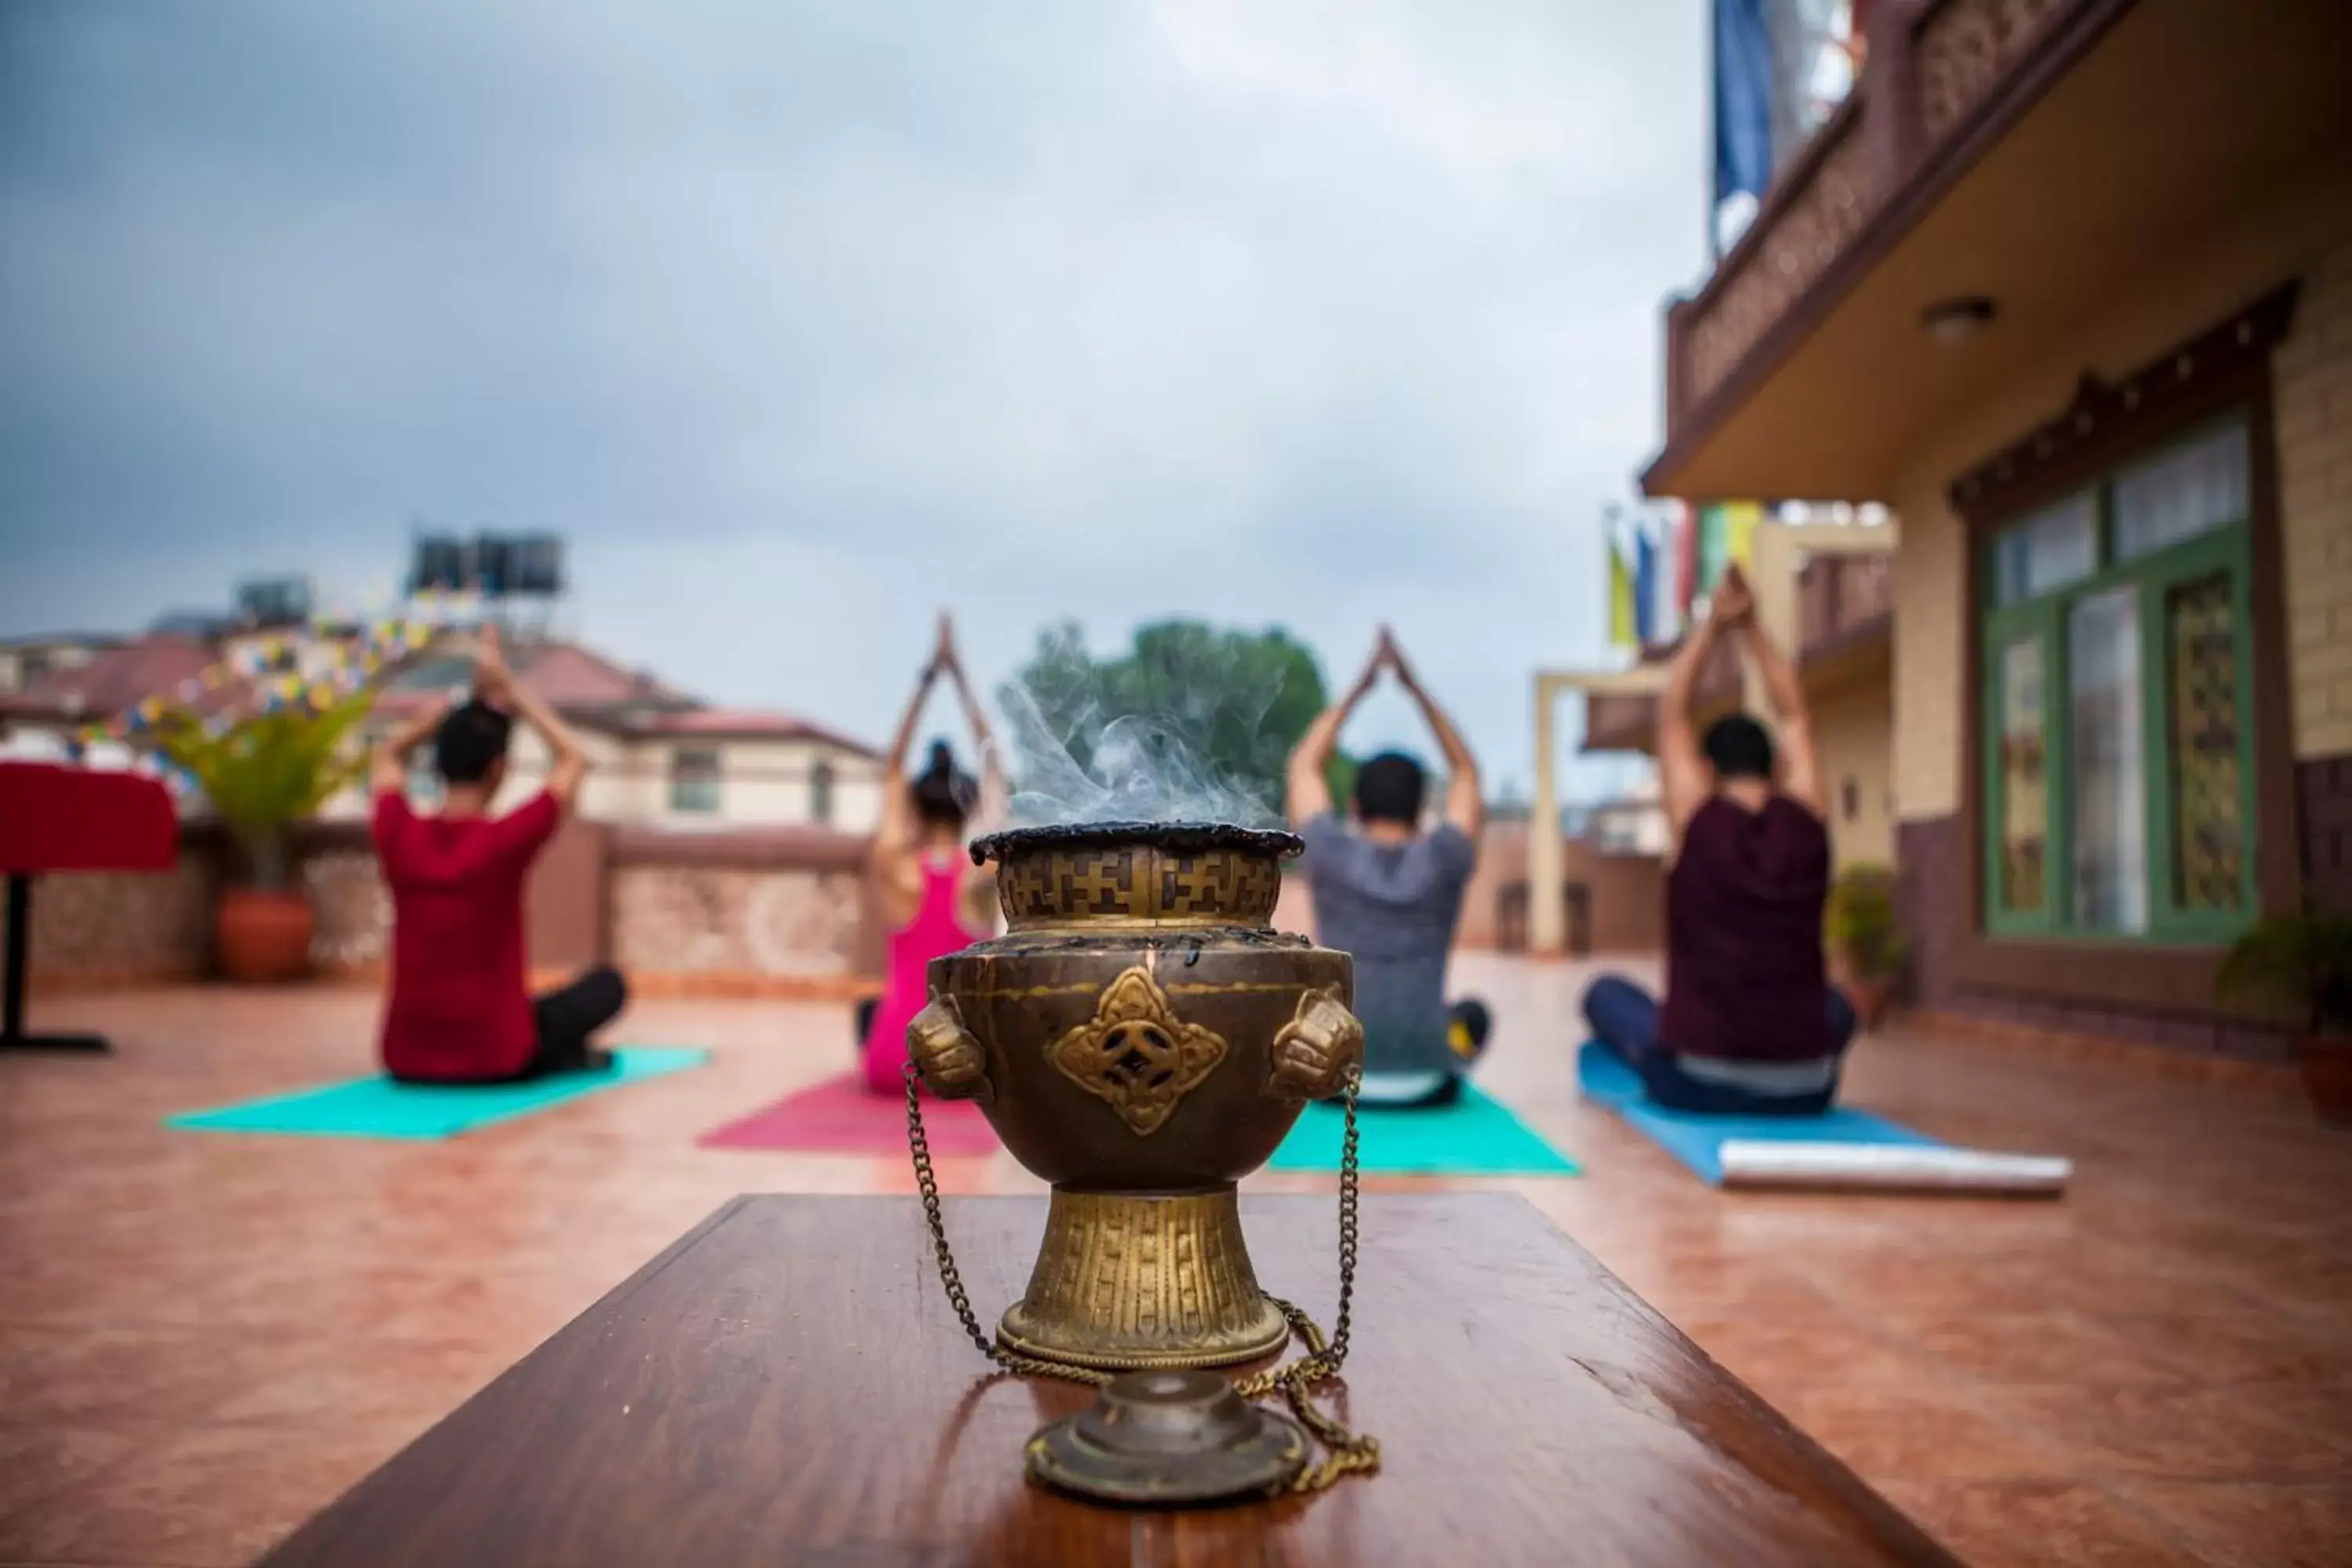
[2297,1033,2352,1127]
[216,887,315,984]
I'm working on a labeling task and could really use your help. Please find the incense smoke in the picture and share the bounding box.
[995,632,1289,829]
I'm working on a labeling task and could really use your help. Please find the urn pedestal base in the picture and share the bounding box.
[998,1187,1290,1371]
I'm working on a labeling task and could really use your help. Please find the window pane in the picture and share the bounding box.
[2068,585,2148,932]
[670,748,720,814]
[1996,637,2049,913]
[809,759,834,826]
[1994,492,2097,605]
[2114,423,2247,561]
[2167,572,2247,911]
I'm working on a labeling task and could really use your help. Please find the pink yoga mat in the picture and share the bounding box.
[699,1070,998,1156]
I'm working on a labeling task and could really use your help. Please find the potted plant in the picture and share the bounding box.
[151,689,377,983]
[1827,862,1904,1031]
[2216,909,2352,1126]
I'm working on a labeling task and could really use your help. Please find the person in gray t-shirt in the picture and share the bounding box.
[1286,630,1489,1108]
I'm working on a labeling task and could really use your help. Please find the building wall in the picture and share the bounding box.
[312,725,887,833]
[579,733,663,822]
[1893,153,2352,822]
[1455,818,1665,955]
[637,738,884,833]
[1456,818,1531,949]
[2274,240,2352,763]
[6,826,379,989]
[0,859,218,985]
[1893,815,2296,1062]
[610,862,865,982]
[1810,676,1895,870]
[1884,155,2352,1054]
[13,819,875,996]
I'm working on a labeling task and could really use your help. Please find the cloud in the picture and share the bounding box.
[0,0,1702,801]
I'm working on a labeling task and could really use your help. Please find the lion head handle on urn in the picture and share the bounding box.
[909,993,991,1103]
[1265,987,1363,1103]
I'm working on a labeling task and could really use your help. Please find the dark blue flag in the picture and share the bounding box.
[1714,0,1774,206]
[1633,524,1660,646]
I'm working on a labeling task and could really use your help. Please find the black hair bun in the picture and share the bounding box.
[910,739,978,823]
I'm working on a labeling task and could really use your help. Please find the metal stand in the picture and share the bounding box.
[1,873,111,1054]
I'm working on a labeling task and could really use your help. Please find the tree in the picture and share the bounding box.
[1004,620,1345,825]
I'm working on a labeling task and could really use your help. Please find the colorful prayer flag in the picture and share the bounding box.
[1607,540,1636,649]
[1724,500,1761,576]
[1633,525,1660,647]
[1674,502,1699,620]
[1697,503,1726,596]
[1697,500,1765,597]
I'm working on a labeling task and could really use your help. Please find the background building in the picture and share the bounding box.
[1643,0,2352,1060]
[0,584,894,997]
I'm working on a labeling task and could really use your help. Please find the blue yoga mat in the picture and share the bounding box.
[167,1047,710,1142]
[1576,1040,1940,1185]
[1270,1083,1579,1176]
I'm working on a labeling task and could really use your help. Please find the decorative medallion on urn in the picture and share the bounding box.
[1047,966,1228,1134]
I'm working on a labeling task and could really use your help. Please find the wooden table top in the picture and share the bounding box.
[261,1194,1956,1567]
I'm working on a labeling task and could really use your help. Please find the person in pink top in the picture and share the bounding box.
[859,615,1001,1096]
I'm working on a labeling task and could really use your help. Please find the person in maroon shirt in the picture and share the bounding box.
[369,628,626,1084]
[1581,564,1855,1115]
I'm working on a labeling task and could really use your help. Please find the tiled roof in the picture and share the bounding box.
[0,633,877,761]
[510,641,683,706]
[0,637,232,721]
[0,631,124,652]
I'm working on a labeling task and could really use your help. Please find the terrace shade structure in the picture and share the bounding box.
[1529,668,1671,958]
[1641,0,2352,1059]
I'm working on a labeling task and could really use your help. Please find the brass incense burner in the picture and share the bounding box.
[907,822,1364,1373]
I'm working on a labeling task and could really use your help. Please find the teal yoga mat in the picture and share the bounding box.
[167,1048,710,1141]
[1269,1083,1579,1176]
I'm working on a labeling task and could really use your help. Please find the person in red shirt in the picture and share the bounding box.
[1581,564,1855,1114]
[369,628,626,1083]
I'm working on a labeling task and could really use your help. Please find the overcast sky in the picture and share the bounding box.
[0,0,1704,803]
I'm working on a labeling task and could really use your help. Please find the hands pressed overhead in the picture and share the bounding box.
[1285,625,1482,839]
[1709,563,1757,630]
[365,620,590,813]
[873,610,1005,917]
[924,609,961,683]
[1657,560,1825,832]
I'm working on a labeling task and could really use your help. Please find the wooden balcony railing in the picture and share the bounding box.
[1583,691,1657,750]
[1797,552,1895,658]
[1664,0,2091,441]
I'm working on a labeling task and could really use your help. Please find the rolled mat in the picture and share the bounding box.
[168,1047,709,1142]
[1577,1041,2067,1197]
[1718,1141,2071,1194]
[1269,1083,1578,1177]
[699,1069,997,1157]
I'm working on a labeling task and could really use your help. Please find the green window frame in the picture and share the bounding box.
[1977,418,2261,946]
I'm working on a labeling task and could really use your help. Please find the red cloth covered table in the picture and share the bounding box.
[0,761,178,1051]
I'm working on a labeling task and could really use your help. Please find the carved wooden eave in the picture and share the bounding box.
[1947,281,2299,520]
